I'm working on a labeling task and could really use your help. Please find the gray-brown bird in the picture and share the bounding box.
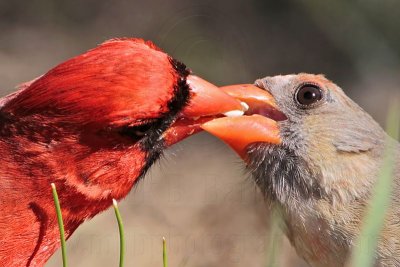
[201,74,400,267]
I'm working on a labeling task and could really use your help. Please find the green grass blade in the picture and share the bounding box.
[113,199,125,267]
[265,207,283,267]
[350,103,400,267]
[163,237,168,267]
[51,183,68,267]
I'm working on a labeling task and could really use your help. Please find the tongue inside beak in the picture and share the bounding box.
[201,84,286,160]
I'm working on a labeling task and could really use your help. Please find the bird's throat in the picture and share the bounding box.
[246,143,324,205]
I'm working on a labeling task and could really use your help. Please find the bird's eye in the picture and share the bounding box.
[120,120,157,142]
[295,84,323,106]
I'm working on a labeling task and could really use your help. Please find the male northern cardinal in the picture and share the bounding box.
[0,38,251,266]
[202,74,400,267]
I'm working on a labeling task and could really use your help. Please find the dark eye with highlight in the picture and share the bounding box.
[296,84,323,106]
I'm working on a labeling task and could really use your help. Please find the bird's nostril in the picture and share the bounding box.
[255,78,274,93]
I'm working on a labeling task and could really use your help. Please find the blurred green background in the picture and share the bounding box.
[1,1,399,266]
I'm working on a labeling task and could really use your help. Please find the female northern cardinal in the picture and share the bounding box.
[202,74,400,267]
[0,38,249,266]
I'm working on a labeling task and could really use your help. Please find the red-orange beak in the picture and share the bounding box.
[200,84,286,160]
[163,78,285,159]
[163,75,246,145]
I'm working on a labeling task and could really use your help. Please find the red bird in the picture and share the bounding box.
[0,38,247,266]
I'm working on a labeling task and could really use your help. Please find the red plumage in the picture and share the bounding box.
[0,38,187,266]
[0,37,245,266]
[4,38,178,127]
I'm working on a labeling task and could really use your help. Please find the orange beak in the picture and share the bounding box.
[163,78,285,160]
[163,75,246,146]
[200,84,286,160]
